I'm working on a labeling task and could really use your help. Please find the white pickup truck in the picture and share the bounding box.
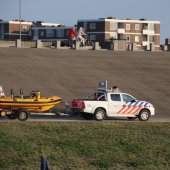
[71,86,155,121]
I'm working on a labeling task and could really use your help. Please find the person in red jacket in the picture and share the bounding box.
[69,27,77,41]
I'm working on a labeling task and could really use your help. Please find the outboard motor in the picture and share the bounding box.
[20,89,23,99]
[35,90,40,101]
[10,89,14,98]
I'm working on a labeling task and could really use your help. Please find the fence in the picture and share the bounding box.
[21,41,36,48]
[0,40,163,51]
[0,40,52,48]
[0,40,16,47]
[41,41,53,48]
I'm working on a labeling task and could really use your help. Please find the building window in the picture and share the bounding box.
[90,23,96,29]
[149,35,154,42]
[135,24,140,30]
[143,35,147,41]
[118,23,124,29]
[0,24,4,39]
[40,30,45,37]
[143,23,148,30]
[65,29,70,37]
[110,22,117,30]
[83,22,87,31]
[126,35,130,42]
[110,32,117,39]
[89,35,96,41]
[135,36,140,42]
[33,30,38,38]
[126,24,131,30]
[118,34,125,40]
[22,25,28,31]
[148,23,154,31]
[46,29,54,38]
[56,29,64,38]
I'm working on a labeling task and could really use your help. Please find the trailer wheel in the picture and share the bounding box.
[17,109,29,121]
[94,108,106,121]
[138,109,150,121]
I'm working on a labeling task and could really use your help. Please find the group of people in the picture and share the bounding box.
[69,26,86,46]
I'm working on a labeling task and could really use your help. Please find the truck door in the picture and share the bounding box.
[108,93,124,116]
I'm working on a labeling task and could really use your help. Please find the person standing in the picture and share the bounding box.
[0,84,5,98]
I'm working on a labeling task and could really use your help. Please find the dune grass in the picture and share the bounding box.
[0,122,169,170]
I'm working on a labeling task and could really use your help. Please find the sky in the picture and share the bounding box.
[0,0,169,43]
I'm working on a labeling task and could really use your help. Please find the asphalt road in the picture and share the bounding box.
[0,47,170,122]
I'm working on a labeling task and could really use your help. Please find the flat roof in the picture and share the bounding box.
[0,20,33,25]
[78,18,160,24]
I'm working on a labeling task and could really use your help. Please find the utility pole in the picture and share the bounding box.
[19,0,21,40]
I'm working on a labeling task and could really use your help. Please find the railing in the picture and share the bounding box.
[0,40,16,47]
[117,28,125,34]
[41,41,53,48]
[142,30,154,35]
[0,40,160,51]
[21,41,36,48]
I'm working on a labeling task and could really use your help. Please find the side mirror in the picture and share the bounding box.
[131,99,136,103]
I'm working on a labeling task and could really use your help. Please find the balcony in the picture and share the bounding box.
[117,28,125,34]
[142,41,151,50]
[142,41,149,46]
[142,30,154,35]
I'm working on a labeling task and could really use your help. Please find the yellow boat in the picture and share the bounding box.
[0,89,62,121]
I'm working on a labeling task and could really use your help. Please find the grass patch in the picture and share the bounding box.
[0,122,169,169]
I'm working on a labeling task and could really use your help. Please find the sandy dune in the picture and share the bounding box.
[0,47,170,119]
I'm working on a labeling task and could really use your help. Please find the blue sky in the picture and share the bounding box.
[0,0,169,43]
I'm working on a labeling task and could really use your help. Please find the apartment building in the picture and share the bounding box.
[77,17,160,50]
[0,19,33,40]
[31,21,70,41]
[0,19,69,41]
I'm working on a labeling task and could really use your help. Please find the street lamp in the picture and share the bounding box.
[19,0,21,40]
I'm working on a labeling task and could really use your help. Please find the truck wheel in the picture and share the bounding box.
[17,109,29,121]
[82,113,93,120]
[94,108,106,121]
[138,109,150,121]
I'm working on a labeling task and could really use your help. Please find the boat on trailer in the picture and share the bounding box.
[0,89,62,121]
